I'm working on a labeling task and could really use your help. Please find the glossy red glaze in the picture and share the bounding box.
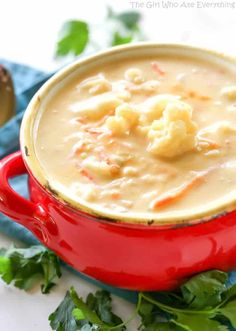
[1,151,236,291]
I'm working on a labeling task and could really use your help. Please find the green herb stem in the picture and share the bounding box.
[140,293,216,316]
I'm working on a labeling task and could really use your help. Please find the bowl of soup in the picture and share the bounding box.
[1,43,236,290]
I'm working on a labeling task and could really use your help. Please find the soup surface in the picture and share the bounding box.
[34,55,236,219]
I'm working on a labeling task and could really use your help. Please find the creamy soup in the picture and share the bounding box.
[34,55,236,219]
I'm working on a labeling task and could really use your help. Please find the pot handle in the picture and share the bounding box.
[0,151,49,239]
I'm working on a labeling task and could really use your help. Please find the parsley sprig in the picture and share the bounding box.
[49,270,236,331]
[107,7,143,47]
[49,288,129,331]
[55,7,144,58]
[1,244,236,330]
[0,245,61,294]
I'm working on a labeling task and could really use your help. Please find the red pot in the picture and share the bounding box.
[1,44,236,291]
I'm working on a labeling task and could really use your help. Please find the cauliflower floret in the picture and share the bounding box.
[79,74,112,95]
[124,68,144,84]
[105,103,139,135]
[82,156,120,177]
[147,100,198,158]
[106,116,130,135]
[140,94,180,124]
[116,90,132,102]
[70,93,123,120]
[221,85,236,100]
[116,103,139,126]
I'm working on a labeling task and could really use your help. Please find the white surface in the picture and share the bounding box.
[0,233,139,330]
[0,0,236,70]
[0,0,236,329]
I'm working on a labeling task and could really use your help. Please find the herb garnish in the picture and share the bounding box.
[0,245,61,294]
[56,21,89,57]
[107,7,143,47]
[49,270,236,330]
[1,245,236,329]
[55,7,144,57]
[49,287,128,331]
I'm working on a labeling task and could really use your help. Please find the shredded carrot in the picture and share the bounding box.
[110,164,120,176]
[199,137,220,150]
[85,127,110,137]
[84,125,112,141]
[111,192,121,199]
[74,142,87,155]
[151,62,165,76]
[179,90,212,102]
[150,171,209,210]
[207,142,219,149]
[76,116,86,124]
[85,128,101,135]
[188,90,197,98]
[199,95,212,101]
[187,90,212,101]
[78,167,95,182]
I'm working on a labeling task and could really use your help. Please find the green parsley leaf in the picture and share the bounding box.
[50,287,126,331]
[115,11,141,30]
[222,283,236,302]
[138,299,172,329]
[70,287,105,328]
[0,245,61,294]
[0,254,12,283]
[107,7,141,30]
[219,300,236,328]
[72,308,85,320]
[111,32,133,47]
[56,20,89,57]
[85,290,125,327]
[49,290,78,331]
[180,270,228,309]
[109,8,143,47]
[138,270,232,331]
[172,314,227,331]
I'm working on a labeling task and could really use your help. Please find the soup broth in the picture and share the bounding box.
[34,55,236,219]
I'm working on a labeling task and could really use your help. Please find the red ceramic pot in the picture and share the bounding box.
[1,44,236,291]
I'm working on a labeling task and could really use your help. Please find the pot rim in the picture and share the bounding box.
[20,42,236,226]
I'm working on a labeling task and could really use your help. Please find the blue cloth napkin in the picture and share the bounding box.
[0,59,236,317]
